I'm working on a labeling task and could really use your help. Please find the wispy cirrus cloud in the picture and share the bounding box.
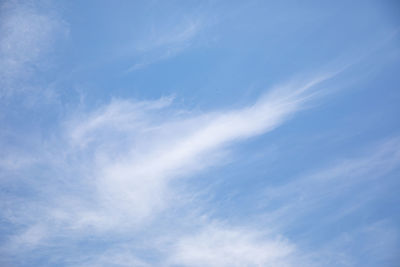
[59,74,331,229]
[166,137,400,267]
[0,0,67,97]
[1,1,399,266]
[167,223,297,267]
[3,63,397,266]
[125,18,204,71]
[0,73,336,265]
[252,137,400,266]
[262,137,400,228]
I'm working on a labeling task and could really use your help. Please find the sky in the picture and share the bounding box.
[0,0,400,266]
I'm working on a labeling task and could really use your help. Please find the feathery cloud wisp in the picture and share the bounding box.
[0,1,66,96]
[1,73,334,266]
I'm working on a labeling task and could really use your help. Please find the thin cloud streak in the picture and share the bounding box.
[262,137,400,228]
[125,19,203,71]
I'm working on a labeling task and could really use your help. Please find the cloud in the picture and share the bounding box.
[0,0,67,96]
[125,18,203,71]
[262,137,400,229]
[2,67,397,266]
[57,74,331,230]
[245,137,400,266]
[168,223,296,267]
[313,220,399,267]
[7,224,48,250]
[0,73,340,265]
[75,249,151,267]
[164,135,400,266]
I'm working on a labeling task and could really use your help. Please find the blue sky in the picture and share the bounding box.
[1,0,400,266]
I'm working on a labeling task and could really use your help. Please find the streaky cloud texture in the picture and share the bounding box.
[1,1,400,266]
[1,72,337,266]
[0,0,67,97]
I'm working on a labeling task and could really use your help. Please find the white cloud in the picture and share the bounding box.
[262,137,400,229]
[76,249,151,267]
[137,19,201,52]
[168,223,296,267]
[126,18,203,71]
[244,137,400,266]
[0,73,339,265]
[3,69,397,265]
[5,224,48,251]
[313,220,399,267]
[0,0,67,96]
[55,74,331,230]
